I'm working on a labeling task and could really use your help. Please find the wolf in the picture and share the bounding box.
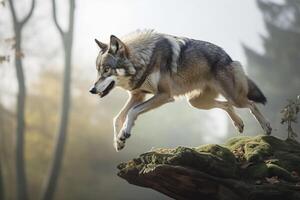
[89,30,272,151]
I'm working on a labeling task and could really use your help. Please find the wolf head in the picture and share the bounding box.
[89,35,136,97]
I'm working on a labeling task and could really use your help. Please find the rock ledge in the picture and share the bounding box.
[117,135,300,200]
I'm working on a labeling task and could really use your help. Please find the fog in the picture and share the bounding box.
[0,0,298,199]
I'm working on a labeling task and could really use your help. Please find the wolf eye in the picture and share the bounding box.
[103,67,110,73]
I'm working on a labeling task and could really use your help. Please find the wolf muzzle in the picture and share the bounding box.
[98,81,115,98]
[89,76,116,98]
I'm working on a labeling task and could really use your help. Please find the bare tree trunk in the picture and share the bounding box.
[0,104,7,200]
[40,1,75,200]
[14,31,28,200]
[8,1,35,200]
[0,105,5,200]
[0,161,4,200]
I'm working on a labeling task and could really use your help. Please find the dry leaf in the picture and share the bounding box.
[15,50,24,58]
[255,180,262,185]
[292,171,299,177]
[266,176,280,184]
[4,37,15,43]
[233,146,244,159]
[0,55,9,64]
[240,162,253,169]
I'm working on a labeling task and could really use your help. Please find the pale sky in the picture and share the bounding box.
[75,0,266,74]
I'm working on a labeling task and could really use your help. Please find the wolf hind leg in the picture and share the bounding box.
[218,83,271,135]
[214,61,249,106]
[247,101,272,135]
[215,61,271,135]
[187,88,244,133]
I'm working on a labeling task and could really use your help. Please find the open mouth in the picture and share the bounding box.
[99,81,115,98]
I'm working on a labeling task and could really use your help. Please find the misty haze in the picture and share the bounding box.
[0,0,299,199]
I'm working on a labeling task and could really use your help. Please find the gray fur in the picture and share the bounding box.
[90,30,272,151]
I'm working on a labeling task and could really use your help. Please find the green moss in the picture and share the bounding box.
[167,146,237,178]
[119,135,300,183]
[266,163,295,181]
[140,151,173,165]
[225,136,251,147]
[242,162,295,181]
[244,163,269,179]
[196,144,236,164]
[244,141,272,162]
[226,135,300,181]
[273,151,300,172]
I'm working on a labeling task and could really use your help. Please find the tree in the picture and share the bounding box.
[41,0,75,200]
[243,0,300,137]
[0,161,4,200]
[8,0,35,199]
[0,101,16,200]
[281,95,300,139]
[0,104,5,200]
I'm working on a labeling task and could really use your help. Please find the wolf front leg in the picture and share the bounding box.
[115,93,174,151]
[113,91,145,151]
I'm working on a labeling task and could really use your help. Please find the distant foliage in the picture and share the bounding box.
[0,0,5,7]
[0,37,15,64]
[281,95,300,139]
[243,0,300,134]
[0,55,9,63]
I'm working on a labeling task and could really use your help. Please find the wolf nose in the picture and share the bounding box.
[89,87,97,94]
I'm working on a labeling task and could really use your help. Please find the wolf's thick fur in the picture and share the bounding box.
[90,30,272,151]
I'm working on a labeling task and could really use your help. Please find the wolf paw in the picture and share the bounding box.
[113,138,125,152]
[120,130,131,140]
[114,129,131,151]
[118,126,131,141]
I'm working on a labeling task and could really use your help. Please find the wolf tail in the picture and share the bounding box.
[247,78,267,105]
[216,61,267,105]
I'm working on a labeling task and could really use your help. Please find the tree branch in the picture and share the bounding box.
[51,0,64,36]
[20,0,35,27]
[9,0,35,31]
[67,0,75,34]
[8,0,19,26]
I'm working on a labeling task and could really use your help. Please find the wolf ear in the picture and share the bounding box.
[94,39,108,52]
[109,35,128,57]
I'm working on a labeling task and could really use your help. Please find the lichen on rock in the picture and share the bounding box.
[118,135,300,200]
[225,135,300,182]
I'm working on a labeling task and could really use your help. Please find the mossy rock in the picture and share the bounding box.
[118,135,300,200]
[225,135,274,162]
[196,144,236,164]
[168,145,237,178]
[119,135,300,182]
[225,135,300,181]
[243,163,295,181]
[133,145,237,178]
